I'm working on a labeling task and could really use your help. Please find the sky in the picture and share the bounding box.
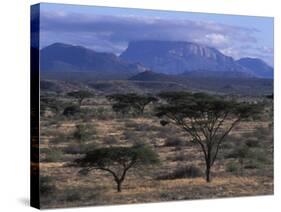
[37,3,274,66]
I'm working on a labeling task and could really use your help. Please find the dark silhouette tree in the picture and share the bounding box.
[75,145,159,192]
[107,93,157,115]
[67,90,93,107]
[156,91,261,182]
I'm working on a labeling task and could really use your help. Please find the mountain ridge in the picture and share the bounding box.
[120,40,273,78]
[40,41,273,80]
[236,57,273,78]
[40,42,145,75]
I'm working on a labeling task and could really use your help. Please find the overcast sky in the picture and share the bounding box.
[38,3,274,66]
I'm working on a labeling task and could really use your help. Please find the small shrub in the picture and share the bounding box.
[43,148,64,162]
[245,139,261,148]
[64,188,81,202]
[63,144,82,155]
[163,137,184,147]
[79,143,97,154]
[104,136,118,145]
[73,124,96,142]
[157,165,202,180]
[63,105,80,116]
[157,126,179,139]
[171,151,189,161]
[64,142,96,155]
[92,107,112,120]
[49,133,67,145]
[125,122,151,131]
[244,160,263,169]
[226,161,239,173]
[225,144,250,159]
[123,130,136,141]
[40,175,56,195]
[248,149,269,163]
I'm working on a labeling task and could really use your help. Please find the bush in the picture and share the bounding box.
[49,133,67,145]
[63,105,80,116]
[92,107,112,120]
[123,131,136,141]
[156,126,179,139]
[42,148,64,162]
[122,131,145,146]
[40,175,56,195]
[63,144,82,155]
[64,142,96,155]
[225,144,250,159]
[63,188,81,202]
[163,137,185,147]
[226,161,239,173]
[245,139,261,148]
[157,165,202,180]
[104,136,118,145]
[73,124,96,142]
[171,151,189,161]
[244,160,263,169]
[248,148,269,163]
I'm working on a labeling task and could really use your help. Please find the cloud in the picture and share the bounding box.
[39,10,273,65]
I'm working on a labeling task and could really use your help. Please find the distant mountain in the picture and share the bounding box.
[40,42,273,82]
[129,69,254,84]
[236,57,273,78]
[120,40,252,76]
[181,70,254,78]
[128,70,272,96]
[40,43,144,78]
[129,70,178,81]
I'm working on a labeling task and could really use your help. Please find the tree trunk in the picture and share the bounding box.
[116,180,122,192]
[206,163,211,183]
[240,159,244,176]
[78,98,83,107]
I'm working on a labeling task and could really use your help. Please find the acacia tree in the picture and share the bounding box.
[156,91,261,182]
[67,90,94,107]
[75,145,159,192]
[107,93,158,115]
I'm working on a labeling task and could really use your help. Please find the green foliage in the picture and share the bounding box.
[245,139,261,148]
[156,91,262,182]
[63,105,80,116]
[107,93,158,115]
[76,145,159,168]
[42,148,64,162]
[156,91,260,121]
[75,145,159,192]
[226,161,240,174]
[227,144,250,160]
[40,96,64,116]
[73,124,95,142]
[67,90,94,106]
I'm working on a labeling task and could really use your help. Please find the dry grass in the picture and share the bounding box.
[39,95,273,208]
